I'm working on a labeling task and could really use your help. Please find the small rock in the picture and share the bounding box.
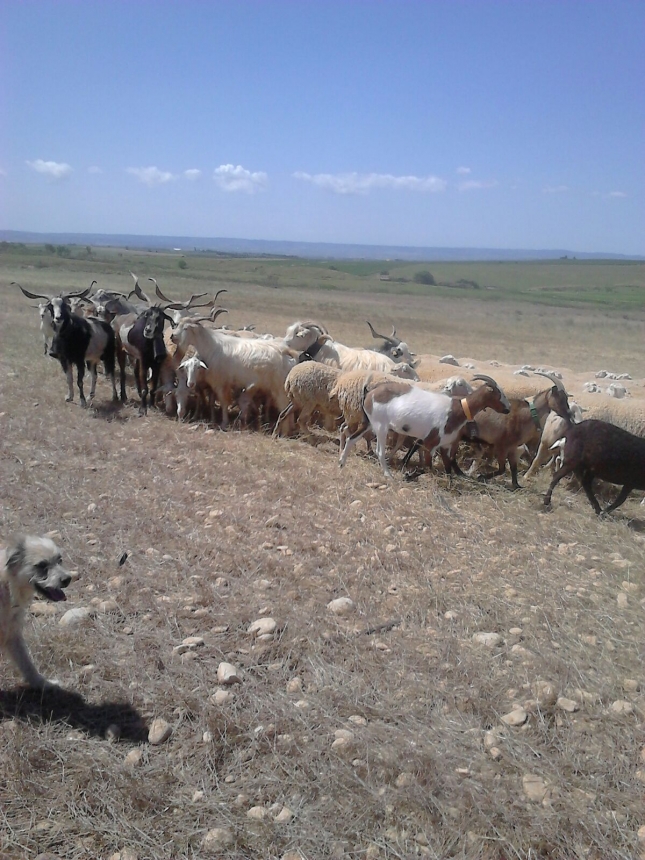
[148,718,172,745]
[211,690,233,705]
[444,610,458,621]
[395,772,414,787]
[183,636,205,648]
[124,748,144,767]
[623,679,640,693]
[472,632,502,647]
[248,617,277,637]
[556,697,579,713]
[275,806,293,823]
[217,662,241,685]
[246,806,266,821]
[30,602,60,617]
[348,714,367,726]
[95,598,120,614]
[609,700,634,715]
[439,354,459,366]
[533,681,558,708]
[202,827,234,851]
[327,597,355,616]
[287,677,303,693]
[59,607,91,627]
[523,774,549,803]
[203,731,213,743]
[105,723,121,742]
[501,708,528,727]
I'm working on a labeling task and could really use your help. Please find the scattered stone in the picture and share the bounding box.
[248,617,277,637]
[202,827,234,851]
[327,597,355,616]
[124,748,144,767]
[533,681,558,708]
[556,697,579,713]
[148,718,172,745]
[287,677,303,693]
[472,632,502,647]
[30,602,60,616]
[609,700,634,715]
[522,774,549,803]
[501,708,528,727]
[247,806,267,821]
[275,806,294,823]
[623,679,640,693]
[211,690,233,705]
[444,610,458,621]
[395,772,414,787]
[217,662,241,685]
[348,714,368,726]
[59,607,91,627]
[439,354,459,366]
[95,598,120,614]
[203,731,213,743]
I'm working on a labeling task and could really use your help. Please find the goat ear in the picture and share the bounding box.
[5,538,26,574]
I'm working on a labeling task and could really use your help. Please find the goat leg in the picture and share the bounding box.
[580,470,602,515]
[604,485,633,514]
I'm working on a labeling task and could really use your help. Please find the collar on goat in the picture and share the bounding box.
[529,400,541,429]
[461,397,474,422]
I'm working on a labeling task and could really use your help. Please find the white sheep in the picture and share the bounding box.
[329,364,420,458]
[272,362,343,438]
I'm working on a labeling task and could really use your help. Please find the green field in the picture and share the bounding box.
[2,242,644,313]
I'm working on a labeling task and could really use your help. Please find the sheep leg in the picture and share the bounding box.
[604,485,633,514]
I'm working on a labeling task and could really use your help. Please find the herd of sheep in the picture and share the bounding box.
[15,277,645,515]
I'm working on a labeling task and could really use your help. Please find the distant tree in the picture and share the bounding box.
[413,270,436,286]
[55,245,72,258]
[45,243,55,254]
[178,258,188,269]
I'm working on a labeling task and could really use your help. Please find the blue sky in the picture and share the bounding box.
[1,1,643,254]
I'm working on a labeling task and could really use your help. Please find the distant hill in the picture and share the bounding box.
[1,230,642,261]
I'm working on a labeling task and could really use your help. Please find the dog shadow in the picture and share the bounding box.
[0,685,149,742]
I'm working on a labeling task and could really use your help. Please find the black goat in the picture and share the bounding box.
[544,419,645,515]
[112,306,175,415]
[16,283,118,406]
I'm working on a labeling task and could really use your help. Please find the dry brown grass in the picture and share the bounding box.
[1,278,644,860]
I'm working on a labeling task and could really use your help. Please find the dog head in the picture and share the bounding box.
[5,535,72,602]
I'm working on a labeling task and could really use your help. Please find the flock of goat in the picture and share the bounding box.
[14,276,645,517]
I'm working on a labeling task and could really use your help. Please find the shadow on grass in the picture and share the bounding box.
[89,400,131,422]
[0,685,149,742]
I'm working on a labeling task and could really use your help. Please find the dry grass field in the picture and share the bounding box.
[1,257,644,860]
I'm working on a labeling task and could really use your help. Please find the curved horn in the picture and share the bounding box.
[366,320,398,346]
[88,280,97,292]
[61,287,91,300]
[535,371,567,394]
[13,283,52,301]
[149,278,176,304]
[214,289,228,301]
[209,307,228,322]
[133,282,152,304]
[472,374,501,389]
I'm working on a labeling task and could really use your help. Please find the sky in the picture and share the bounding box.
[1,0,643,255]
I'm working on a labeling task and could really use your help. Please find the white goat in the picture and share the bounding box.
[175,354,212,423]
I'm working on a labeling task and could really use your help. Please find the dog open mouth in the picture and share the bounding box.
[33,582,68,602]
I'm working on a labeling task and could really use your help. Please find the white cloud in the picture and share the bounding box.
[293,171,447,195]
[458,179,498,192]
[184,169,202,181]
[213,164,268,193]
[543,185,569,194]
[26,159,73,180]
[127,166,176,186]
[456,166,471,175]
[608,190,627,198]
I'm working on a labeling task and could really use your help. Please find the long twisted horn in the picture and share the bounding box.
[214,289,228,302]
[13,283,52,301]
[472,374,501,389]
[149,278,174,304]
[209,307,228,322]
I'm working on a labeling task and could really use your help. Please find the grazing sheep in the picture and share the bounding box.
[273,363,342,438]
[330,365,420,456]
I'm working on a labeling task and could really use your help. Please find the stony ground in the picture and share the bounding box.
[0,280,644,860]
